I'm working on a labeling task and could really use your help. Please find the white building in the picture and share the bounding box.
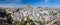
[10,4,59,22]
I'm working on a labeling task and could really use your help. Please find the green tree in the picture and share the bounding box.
[52,11,56,15]
[51,11,57,16]
[25,16,30,25]
[6,11,12,25]
[12,23,16,25]
[6,11,12,19]
[17,21,24,25]
[38,21,44,25]
[26,16,30,23]
[30,22,36,25]
[30,19,33,22]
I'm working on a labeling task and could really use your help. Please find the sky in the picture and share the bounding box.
[0,0,60,8]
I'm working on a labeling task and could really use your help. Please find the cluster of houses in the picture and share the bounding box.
[5,4,60,25]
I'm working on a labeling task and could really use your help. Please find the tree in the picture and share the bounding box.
[25,16,30,25]
[12,23,16,25]
[30,19,33,22]
[6,11,12,25]
[30,22,36,25]
[16,9,20,11]
[37,21,43,25]
[38,7,41,8]
[51,11,57,16]
[26,16,30,23]
[17,21,24,25]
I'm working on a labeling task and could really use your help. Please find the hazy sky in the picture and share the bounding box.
[0,0,60,8]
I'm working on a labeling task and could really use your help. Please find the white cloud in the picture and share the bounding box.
[0,3,26,7]
[44,0,50,3]
[4,0,22,3]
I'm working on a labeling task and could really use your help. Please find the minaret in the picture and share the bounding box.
[26,3,30,10]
